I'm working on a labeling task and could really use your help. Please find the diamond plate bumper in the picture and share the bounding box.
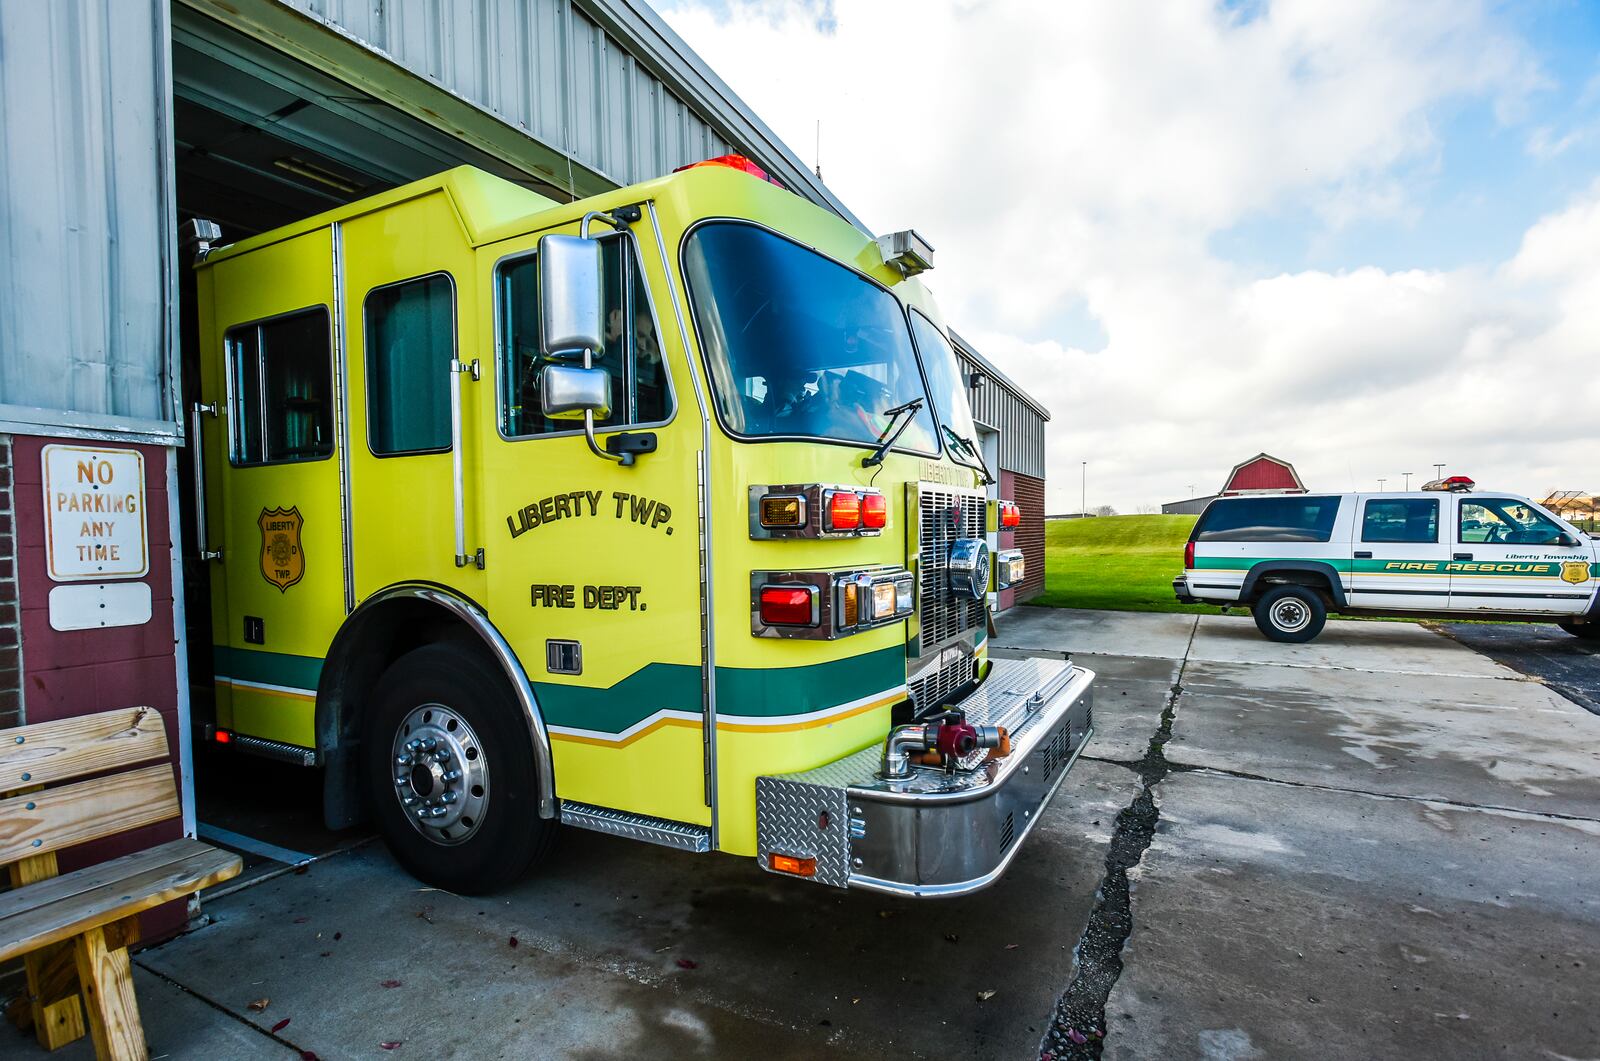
[755,656,1095,897]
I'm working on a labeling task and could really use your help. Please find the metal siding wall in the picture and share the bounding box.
[274,0,733,189]
[958,350,1046,480]
[0,0,173,431]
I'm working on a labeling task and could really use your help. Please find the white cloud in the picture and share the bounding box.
[660,0,1595,509]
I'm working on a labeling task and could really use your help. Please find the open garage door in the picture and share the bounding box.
[169,7,574,865]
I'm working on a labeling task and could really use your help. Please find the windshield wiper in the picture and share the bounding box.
[944,426,995,485]
[862,397,926,468]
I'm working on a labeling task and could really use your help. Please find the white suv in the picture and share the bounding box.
[1172,479,1600,643]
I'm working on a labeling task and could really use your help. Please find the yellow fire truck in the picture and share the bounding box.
[189,157,1094,896]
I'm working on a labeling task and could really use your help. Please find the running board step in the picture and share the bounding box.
[559,802,711,853]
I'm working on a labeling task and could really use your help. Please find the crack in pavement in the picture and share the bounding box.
[1077,754,1600,825]
[1039,618,1197,1060]
[134,958,308,1056]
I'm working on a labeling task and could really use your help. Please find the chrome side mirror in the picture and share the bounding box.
[540,364,611,421]
[538,234,602,359]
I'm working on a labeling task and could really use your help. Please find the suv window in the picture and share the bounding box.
[1459,498,1566,545]
[1361,498,1438,543]
[497,236,671,438]
[1193,496,1341,543]
[227,308,334,466]
[365,274,453,456]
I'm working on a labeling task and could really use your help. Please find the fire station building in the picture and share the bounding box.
[0,0,1049,921]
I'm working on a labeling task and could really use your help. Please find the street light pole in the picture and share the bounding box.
[1403,472,1412,490]
[1081,462,1087,517]
[1378,478,1387,491]
[1433,463,1445,479]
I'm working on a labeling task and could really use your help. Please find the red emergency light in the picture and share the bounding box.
[673,153,784,187]
[825,490,862,532]
[860,491,888,530]
[214,729,232,744]
[758,585,817,627]
[998,501,1021,529]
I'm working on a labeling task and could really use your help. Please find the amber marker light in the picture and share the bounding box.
[759,494,805,528]
[770,854,817,877]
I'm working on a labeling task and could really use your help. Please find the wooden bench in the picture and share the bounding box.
[1,706,242,1060]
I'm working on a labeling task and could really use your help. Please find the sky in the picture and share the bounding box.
[655,0,1600,513]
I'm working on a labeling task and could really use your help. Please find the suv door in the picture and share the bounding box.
[1451,496,1594,615]
[1347,495,1451,611]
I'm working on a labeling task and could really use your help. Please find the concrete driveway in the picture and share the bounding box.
[22,609,1599,1060]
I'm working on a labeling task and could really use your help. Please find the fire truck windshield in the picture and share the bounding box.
[683,221,939,453]
[906,310,985,474]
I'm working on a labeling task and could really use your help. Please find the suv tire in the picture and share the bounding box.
[364,642,555,894]
[1558,621,1600,642]
[1253,585,1326,643]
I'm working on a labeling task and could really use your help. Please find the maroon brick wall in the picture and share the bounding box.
[1011,472,1046,604]
[10,434,186,938]
[0,436,21,729]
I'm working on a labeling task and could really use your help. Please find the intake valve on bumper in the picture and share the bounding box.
[880,710,1006,779]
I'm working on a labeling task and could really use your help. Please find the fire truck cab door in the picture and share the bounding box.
[478,221,709,827]
[342,195,488,605]
[200,226,346,748]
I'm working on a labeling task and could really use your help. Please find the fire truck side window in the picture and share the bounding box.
[496,237,671,438]
[226,308,334,466]
[364,274,454,456]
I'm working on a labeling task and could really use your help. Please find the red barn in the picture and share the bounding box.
[1221,453,1306,496]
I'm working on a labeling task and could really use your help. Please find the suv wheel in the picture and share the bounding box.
[1253,585,1326,643]
[364,642,556,894]
[1558,621,1600,642]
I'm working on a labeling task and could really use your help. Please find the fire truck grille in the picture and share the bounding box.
[907,653,976,712]
[917,486,987,648]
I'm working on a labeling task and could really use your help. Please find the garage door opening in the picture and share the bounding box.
[168,10,566,878]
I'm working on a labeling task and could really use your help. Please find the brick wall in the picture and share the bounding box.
[9,434,186,939]
[1012,472,1046,603]
[0,436,21,728]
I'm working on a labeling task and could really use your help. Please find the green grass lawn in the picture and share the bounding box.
[1033,514,1223,614]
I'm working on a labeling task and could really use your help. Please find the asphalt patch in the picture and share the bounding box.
[1431,621,1600,715]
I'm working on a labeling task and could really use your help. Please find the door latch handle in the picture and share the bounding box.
[1354,551,1372,559]
[1453,552,1473,561]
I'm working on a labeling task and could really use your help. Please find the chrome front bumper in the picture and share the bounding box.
[755,656,1095,898]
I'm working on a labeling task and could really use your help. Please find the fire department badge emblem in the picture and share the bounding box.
[1561,560,1591,585]
[258,506,305,592]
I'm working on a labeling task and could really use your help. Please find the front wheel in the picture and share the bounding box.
[1558,621,1600,642]
[364,642,555,894]
[1253,585,1327,643]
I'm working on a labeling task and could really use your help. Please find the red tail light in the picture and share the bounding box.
[1183,541,1195,570]
[758,585,817,626]
[673,153,784,187]
[999,501,1021,529]
[825,490,862,532]
[860,492,887,530]
[214,729,232,744]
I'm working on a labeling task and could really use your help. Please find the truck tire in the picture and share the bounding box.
[364,642,555,894]
[1558,621,1600,642]
[1253,585,1326,643]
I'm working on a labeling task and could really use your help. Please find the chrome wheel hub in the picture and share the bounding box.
[1271,599,1310,633]
[391,703,488,845]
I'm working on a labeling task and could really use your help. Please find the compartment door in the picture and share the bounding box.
[201,227,344,748]
[342,193,487,605]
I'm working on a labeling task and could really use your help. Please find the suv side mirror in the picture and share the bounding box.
[1558,531,1580,548]
[540,364,612,421]
[538,234,602,359]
